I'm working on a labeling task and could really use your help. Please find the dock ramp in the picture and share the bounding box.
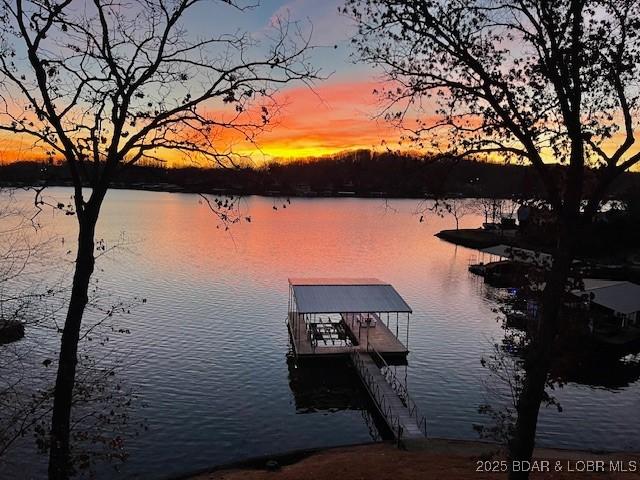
[350,347,427,444]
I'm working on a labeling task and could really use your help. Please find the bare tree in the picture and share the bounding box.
[0,1,318,478]
[442,198,471,230]
[0,189,54,341]
[416,197,472,229]
[0,189,141,476]
[475,197,505,225]
[0,188,59,458]
[345,1,640,478]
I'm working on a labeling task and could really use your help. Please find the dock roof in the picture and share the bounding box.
[481,244,553,267]
[289,278,412,314]
[572,279,640,315]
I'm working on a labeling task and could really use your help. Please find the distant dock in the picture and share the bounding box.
[286,278,427,444]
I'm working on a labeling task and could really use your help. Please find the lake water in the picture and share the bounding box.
[1,189,639,479]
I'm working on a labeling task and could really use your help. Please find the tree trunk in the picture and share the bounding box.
[48,212,98,480]
[508,227,575,480]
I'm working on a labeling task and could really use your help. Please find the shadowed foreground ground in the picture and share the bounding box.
[183,440,640,480]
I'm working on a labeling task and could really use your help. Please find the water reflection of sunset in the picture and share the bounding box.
[5,188,639,480]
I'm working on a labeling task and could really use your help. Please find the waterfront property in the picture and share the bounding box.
[479,244,554,268]
[466,244,553,288]
[569,279,640,348]
[572,279,640,327]
[286,278,427,444]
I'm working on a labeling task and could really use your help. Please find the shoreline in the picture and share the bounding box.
[4,181,632,203]
[435,228,640,283]
[0,181,481,200]
[435,228,505,249]
[171,438,640,480]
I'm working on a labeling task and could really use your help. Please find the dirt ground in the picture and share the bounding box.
[184,439,640,480]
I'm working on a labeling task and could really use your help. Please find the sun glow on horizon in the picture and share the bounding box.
[2,76,640,172]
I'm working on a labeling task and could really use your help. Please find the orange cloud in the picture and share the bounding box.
[2,78,639,173]
[0,78,424,166]
[151,79,404,167]
[0,132,49,163]
[201,79,403,163]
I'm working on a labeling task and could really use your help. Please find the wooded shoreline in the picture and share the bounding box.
[2,153,639,200]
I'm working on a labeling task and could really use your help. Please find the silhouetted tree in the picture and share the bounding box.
[475,197,504,224]
[0,189,145,476]
[0,1,317,478]
[346,1,640,477]
[439,198,472,230]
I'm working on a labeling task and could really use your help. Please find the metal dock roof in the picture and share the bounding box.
[289,278,412,314]
[573,279,640,315]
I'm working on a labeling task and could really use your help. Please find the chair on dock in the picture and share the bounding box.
[356,312,378,328]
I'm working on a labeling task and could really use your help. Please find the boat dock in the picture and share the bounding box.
[286,278,427,444]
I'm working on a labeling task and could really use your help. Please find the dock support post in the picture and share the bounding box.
[365,315,372,349]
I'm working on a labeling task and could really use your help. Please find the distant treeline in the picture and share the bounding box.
[1,150,639,199]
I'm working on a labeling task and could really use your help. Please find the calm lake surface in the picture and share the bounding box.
[2,189,639,479]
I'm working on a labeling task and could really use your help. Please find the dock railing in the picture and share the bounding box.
[350,349,404,445]
[366,343,428,438]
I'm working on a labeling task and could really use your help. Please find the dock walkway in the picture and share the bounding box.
[350,350,426,443]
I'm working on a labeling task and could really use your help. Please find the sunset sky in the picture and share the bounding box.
[0,0,638,169]
[0,0,402,166]
[179,0,398,161]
